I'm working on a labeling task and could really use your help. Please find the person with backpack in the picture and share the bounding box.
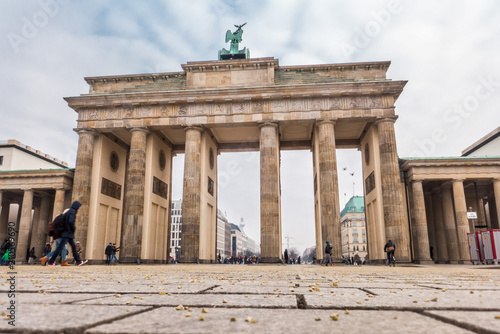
[47,202,88,266]
[384,240,396,266]
[322,241,334,266]
[43,243,51,257]
[110,243,120,265]
[105,243,113,265]
[40,209,70,266]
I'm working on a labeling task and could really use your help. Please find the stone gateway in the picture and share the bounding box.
[65,57,409,264]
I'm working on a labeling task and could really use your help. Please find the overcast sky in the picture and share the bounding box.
[1,1,499,254]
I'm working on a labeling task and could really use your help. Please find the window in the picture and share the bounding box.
[363,246,366,251]
[352,222,357,227]
[178,232,181,239]
[352,215,357,220]
[362,237,366,243]
[171,203,175,209]
[0,156,3,165]
[361,215,365,220]
[357,246,359,251]
[362,230,365,236]
[171,232,175,239]
[171,240,174,246]
[352,246,356,251]
[353,238,358,244]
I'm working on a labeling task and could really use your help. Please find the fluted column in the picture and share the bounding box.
[316,120,341,261]
[72,129,97,255]
[259,121,282,263]
[121,127,149,262]
[16,189,34,262]
[452,179,471,262]
[410,181,432,263]
[180,126,203,262]
[431,189,448,263]
[441,184,459,263]
[30,196,51,258]
[53,188,66,217]
[0,194,9,242]
[493,180,500,229]
[376,118,410,261]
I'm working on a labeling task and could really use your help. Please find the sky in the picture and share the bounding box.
[1,1,499,255]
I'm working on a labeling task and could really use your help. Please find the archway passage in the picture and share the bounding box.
[65,57,408,263]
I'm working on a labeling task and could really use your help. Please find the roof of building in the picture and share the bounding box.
[461,126,500,156]
[230,223,241,232]
[340,196,365,217]
[0,139,68,168]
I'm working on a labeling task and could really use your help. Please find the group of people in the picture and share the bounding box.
[0,239,12,266]
[39,201,88,266]
[105,243,120,265]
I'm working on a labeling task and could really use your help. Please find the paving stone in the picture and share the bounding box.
[424,310,500,334]
[86,307,474,333]
[17,292,114,304]
[76,292,297,308]
[0,304,151,333]
[305,288,500,310]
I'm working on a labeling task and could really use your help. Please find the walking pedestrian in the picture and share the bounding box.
[110,243,119,265]
[105,243,113,265]
[28,247,37,264]
[322,241,334,266]
[384,240,396,266]
[47,201,88,266]
[284,249,289,264]
[40,210,70,266]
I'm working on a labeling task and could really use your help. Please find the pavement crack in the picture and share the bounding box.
[198,284,219,294]
[296,294,307,309]
[358,288,378,296]
[419,310,498,334]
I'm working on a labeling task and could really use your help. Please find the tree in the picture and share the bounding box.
[288,247,299,261]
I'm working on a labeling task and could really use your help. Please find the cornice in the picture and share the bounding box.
[65,80,407,109]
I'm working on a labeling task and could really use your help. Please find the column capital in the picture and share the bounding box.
[315,118,337,127]
[492,178,500,183]
[257,121,279,129]
[412,180,423,185]
[73,128,98,136]
[127,126,150,134]
[452,178,465,184]
[374,116,398,126]
[183,125,204,133]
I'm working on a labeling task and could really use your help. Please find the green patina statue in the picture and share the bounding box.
[218,23,250,60]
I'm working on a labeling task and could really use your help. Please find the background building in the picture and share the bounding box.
[170,200,260,261]
[340,196,368,262]
[169,199,182,261]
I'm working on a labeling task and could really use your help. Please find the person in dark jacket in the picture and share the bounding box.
[105,243,113,265]
[28,247,37,264]
[47,201,88,266]
[322,241,333,266]
[384,240,396,266]
[284,249,289,264]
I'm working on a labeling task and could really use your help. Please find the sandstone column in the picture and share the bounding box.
[493,179,500,229]
[30,196,50,258]
[376,118,410,261]
[431,189,448,263]
[16,189,34,263]
[410,181,432,263]
[316,120,341,261]
[259,121,282,263]
[72,129,97,256]
[441,184,459,263]
[452,179,471,262]
[53,188,66,217]
[121,127,149,262]
[180,126,203,263]
[0,195,10,241]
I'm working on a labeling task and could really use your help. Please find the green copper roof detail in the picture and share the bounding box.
[340,196,365,217]
[218,23,250,60]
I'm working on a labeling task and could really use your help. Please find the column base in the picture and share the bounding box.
[119,257,142,264]
[178,257,200,264]
[259,257,282,264]
[414,259,435,265]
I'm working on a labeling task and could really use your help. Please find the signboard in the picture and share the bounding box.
[467,212,477,219]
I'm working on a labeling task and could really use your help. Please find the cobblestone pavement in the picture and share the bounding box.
[1,264,500,333]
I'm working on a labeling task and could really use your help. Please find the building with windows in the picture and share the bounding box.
[229,223,259,258]
[169,199,182,260]
[217,209,231,259]
[340,196,368,262]
[0,140,72,262]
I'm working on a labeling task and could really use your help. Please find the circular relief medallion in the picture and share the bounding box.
[159,150,166,171]
[209,148,214,170]
[364,143,370,166]
[110,151,119,172]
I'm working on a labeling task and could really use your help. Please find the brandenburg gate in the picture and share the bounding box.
[65,54,409,264]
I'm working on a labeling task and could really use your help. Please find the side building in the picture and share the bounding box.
[0,139,73,262]
[170,199,182,261]
[340,196,368,262]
